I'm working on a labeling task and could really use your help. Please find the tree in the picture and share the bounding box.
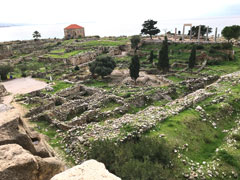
[88,55,116,78]
[129,55,140,84]
[149,50,154,64]
[158,36,169,73]
[231,25,240,40]
[130,35,141,51]
[0,64,13,80]
[189,25,212,37]
[222,25,240,42]
[33,31,41,41]
[188,46,196,71]
[141,19,160,39]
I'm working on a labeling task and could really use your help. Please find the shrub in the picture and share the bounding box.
[209,48,216,54]
[232,134,240,141]
[89,137,173,180]
[88,55,116,78]
[130,35,141,51]
[0,64,13,80]
[21,72,27,77]
[149,50,154,63]
[196,45,204,50]
[74,65,80,71]
[217,150,238,167]
[221,43,233,50]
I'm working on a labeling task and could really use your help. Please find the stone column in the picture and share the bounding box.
[182,25,185,40]
[215,28,218,42]
[198,25,201,42]
[206,26,209,41]
[175,28,177,41]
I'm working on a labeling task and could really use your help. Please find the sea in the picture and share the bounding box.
[0,16,240,42]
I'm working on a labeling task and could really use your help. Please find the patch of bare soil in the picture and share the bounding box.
[0,77,47,120]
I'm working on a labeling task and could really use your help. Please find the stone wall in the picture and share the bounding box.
[0,39,61,60]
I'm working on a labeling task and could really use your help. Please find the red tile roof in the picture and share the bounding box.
[64,24,84,30]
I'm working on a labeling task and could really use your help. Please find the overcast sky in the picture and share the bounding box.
[1,0,240,24]
[0,0,240,41]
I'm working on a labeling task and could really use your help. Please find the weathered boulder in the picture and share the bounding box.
[0,144,64,180]
[0,116,54,158]
[69,51,97,65]
[0,84,7,97]
[51,159,121,180]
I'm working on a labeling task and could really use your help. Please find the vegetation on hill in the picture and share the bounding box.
[5,32,240,180]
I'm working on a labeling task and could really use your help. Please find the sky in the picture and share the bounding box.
[0,0,240,41]
[1,0,240,25]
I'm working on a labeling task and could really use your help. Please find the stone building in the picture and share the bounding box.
[64,24,85,39]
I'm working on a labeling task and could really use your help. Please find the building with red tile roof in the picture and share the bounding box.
[64,24,85,39]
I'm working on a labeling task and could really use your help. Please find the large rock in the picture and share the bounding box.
[0,116,55,158]
[51,159,121,180]
[0,144,64,180]
[0,84,7,97]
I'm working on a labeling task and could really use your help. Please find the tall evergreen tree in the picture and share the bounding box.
[129,55,140,84]
[149,50,154,64]
[158,36,169,73]
[188,45,196,70]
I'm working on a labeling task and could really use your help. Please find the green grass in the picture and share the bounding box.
[100,102,122,112]
[167,76,184,83]
[147,102,236,163]
[42,81,73,94]
[45,50,84,59]
[32,120,75,165]
[84,79,111,90]
[50,49,65,53]
[80,40,127,47]
[61,39,76,45]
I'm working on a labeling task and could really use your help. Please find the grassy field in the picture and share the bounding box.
[45,50,85,59]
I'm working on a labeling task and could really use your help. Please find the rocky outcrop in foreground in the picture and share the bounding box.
[0,116,64,180]
[51,159,121,180]
[0,144,63,180]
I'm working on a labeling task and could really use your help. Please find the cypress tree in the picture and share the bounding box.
[189,45,196,70]
[158,36,169,73]
[129,55,140,84]
[149,50,154,64]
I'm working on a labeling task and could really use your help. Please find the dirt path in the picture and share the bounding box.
[0,77,47,120]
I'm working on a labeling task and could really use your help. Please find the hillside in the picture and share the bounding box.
[0,36,240,179]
